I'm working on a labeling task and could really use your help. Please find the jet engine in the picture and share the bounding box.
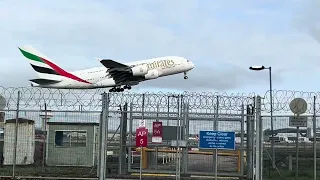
[145,69,159,79]
[131,64,148,76]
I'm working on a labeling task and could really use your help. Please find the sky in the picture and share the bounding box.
[1,0,320,96]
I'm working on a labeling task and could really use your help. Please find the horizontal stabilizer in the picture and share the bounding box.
[100,59,128,69]
[29,79,61,85]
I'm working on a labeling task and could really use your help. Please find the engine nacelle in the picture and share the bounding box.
[145,69,159,80]
[131,64,148,76]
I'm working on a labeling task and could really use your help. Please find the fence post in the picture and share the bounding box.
[213,97,219,175]
[240,104,245,175]
[175,94,182,180]
[254,95,262,180]
[246,103,254,180]
[184,103,189,174]
[181,102,188,175]
[155,104,159,169]
[97,112,102,178]
[98,92,109,180]
[313,96,316,180]
[127,103,134,172]
[12,90,20,180]
[119,103,128,174]
[41,103,48,172]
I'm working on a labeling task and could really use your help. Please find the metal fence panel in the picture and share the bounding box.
[0,87,256,179]
[261,115,320,180]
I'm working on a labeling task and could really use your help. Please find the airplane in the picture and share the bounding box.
[18,45,195,92]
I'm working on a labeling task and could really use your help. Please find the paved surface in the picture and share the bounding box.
[137,154,238,173]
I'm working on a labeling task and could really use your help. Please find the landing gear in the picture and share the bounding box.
[184,71,188,79]
[124,85,131,90]
[109,85,131,92]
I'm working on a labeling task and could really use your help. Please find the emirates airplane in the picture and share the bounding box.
[18,45,194,92]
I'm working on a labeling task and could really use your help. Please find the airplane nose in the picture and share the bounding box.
[189,62,194,69]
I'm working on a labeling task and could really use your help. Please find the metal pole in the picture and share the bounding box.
[178,95,183,177]
[246,103,254,179]
[140,146,142,180]
[182,103,189,174]
[142,94,145,120]
[255,96,262,180]
[313,96,316,180]
[41,103,47,172]
[12,91,20,180]
[176,95,181,180]
[167,96,170,127]
[155,104,159,169]
[215,148,218,180]
[269,67,275,169]
[213,97,219,176]
[128,103,133,171]
[295,126,299,180]
[97,112,102,177]
[98,93,109,180]
[140,94,145,179]
[240,104,245,175]
[173,96,180,180]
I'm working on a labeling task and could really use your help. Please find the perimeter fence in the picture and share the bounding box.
[0,86,320,180]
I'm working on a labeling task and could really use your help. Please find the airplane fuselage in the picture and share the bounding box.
[31,56,194,89]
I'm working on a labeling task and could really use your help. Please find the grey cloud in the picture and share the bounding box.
[0,0,318,92]
[292,0,320,43]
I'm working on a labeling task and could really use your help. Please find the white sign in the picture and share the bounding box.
[152,137,162,143]
[139,119,145,127]
[170,140,187,148]
[289,116,307,127]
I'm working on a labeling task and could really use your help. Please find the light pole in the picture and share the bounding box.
[249,65,275,169]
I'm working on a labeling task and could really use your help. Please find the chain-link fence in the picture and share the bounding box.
[1,87,320,179]
[261,90,320,180]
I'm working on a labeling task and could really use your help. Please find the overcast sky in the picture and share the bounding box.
[1,0,320,95]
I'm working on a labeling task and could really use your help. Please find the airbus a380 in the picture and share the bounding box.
[18,45,194,92]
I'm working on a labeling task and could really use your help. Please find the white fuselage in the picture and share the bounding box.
[32,56,194,89]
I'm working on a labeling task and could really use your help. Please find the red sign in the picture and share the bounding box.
[152,122,163,143]
[136,127,148,147]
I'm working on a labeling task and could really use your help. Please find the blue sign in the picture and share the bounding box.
[198,130,235,150]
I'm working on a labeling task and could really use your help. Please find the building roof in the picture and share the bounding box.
[5,118,35,124]
[47,122,99,126]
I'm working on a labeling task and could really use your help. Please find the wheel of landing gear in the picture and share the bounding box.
[120,88,124,92]
[127,86,131,90]
[184,76,188,79]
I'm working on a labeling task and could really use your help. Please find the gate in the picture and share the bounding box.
[101,92,256,179]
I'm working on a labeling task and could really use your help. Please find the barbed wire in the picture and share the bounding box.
[1,86,320,113]
[263,90,320,114]
[0,86,255,111]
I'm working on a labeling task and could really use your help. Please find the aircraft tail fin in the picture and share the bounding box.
[18,45,92,85]
[18,45,63,81]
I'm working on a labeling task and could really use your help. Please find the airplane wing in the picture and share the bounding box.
[100,59,128,69]
[100,59,144,86]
